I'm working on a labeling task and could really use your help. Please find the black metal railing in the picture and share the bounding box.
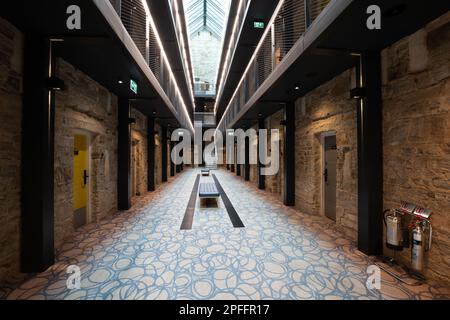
[218,0,331,132]
[108,0,193,130]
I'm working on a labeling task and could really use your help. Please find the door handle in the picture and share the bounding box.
[324,168,328,184]
[83,170,89,186]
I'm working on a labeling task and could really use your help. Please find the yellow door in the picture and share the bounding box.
[73,135,89,228]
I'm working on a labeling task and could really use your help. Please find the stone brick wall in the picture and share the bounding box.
[294,70,358,239]
[265,110,285,201]
[0,17,23,282]
[131,109,148,198]
[382,14,450,285]
[190,30,222,87]
[54,59,118,249]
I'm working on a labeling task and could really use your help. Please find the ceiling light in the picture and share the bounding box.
[173,0,195,111]
[350,87,366,99]
[46,77,65,91]
[214,0,247,114]
[118,80,123,84]
[217,0,286,131]
[145,0,194,133]
[294,85,300,91]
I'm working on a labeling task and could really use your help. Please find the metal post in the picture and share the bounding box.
[147,117,155,191]
[258,117,265,190]
[161,126,168,183]
[284,102,295,206]
[170,140,176,177]
[118,98,132,209]
[357,51,383,256]
[21,36,55,272]
[244,136,250,181]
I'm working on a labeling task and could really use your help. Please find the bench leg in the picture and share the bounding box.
[200,198,219,208]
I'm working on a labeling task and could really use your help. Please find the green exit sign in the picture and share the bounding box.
[130,79,138,94]
[254,21,264,29]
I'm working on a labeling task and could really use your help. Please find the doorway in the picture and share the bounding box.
[73,134,90,229]
[322,133,337,221]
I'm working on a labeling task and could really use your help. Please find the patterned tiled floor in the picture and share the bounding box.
[2,169,449,300]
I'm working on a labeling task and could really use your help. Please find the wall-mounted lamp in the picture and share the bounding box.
[128,118,136,124]
[350,87,366,99]
[46,77,65,91]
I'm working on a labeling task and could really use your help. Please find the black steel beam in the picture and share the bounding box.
[147,117,156,191]
[180,149,184,171]
[230,148,235,173]
[21,35,55,272]
[244,137,250,181]
[170,140,176,177]
[236,140,241,177]
[357,51,383,256]
[284,102,295,206]
[258,118,265,190]
[176,146,182,173]
[118,98,131,210]
[161,126,168,183]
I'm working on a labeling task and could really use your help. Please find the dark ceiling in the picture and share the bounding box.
[0,0,193,129]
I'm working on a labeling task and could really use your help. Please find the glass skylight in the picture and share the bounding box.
[183,0,231,97]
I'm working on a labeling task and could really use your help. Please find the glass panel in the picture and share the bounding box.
[183,0,231,97]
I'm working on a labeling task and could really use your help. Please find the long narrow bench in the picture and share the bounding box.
[199,183,220,208]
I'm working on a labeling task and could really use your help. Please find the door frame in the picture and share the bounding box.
[73,129,93,225]
[320,131,337,218]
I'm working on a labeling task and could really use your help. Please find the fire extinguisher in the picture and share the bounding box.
[384,209,404,251]
[411,219,432,274]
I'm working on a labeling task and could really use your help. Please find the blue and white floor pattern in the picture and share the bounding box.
[2,169,449,300]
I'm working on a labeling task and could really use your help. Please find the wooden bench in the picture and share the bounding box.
[201,168,210,176]
[199,183,220,207]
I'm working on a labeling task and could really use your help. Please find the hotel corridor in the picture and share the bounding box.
[1,0,450,310]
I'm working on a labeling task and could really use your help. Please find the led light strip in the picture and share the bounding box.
[216,0,286,131]
[172,0,196,111]
[143,0,194,132]
[213,0,248,115]
[210,0,233,106]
